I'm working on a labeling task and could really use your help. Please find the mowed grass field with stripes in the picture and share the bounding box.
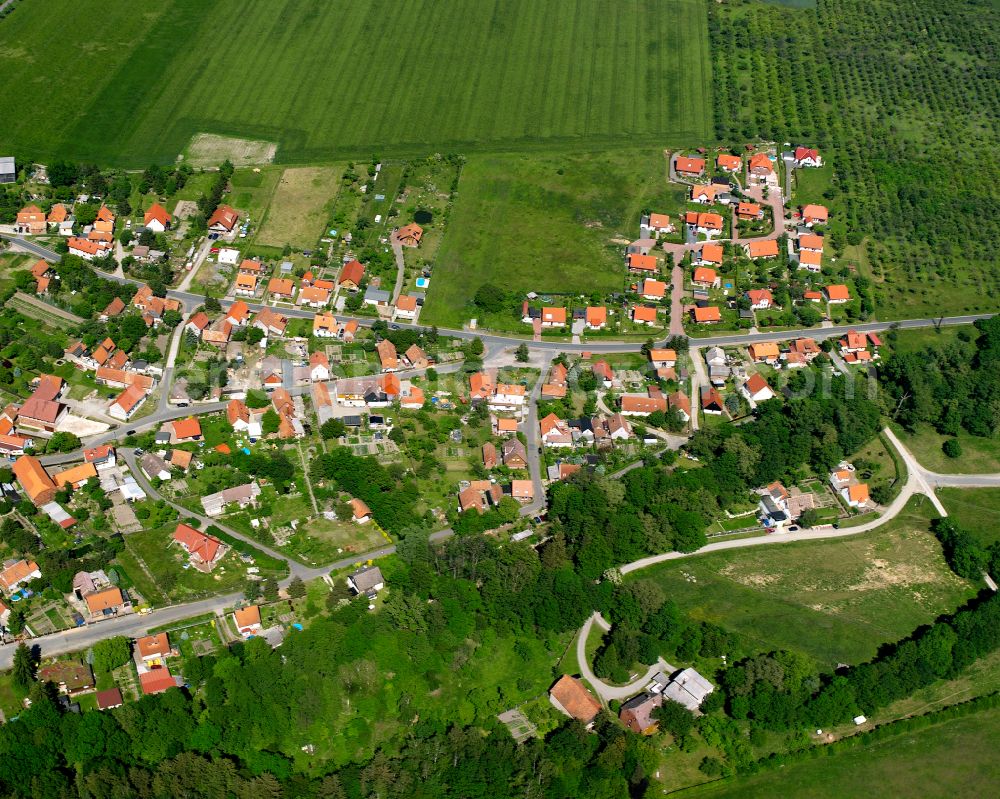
[0,0,712,167]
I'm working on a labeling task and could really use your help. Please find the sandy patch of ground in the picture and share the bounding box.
[717,563,781,587]
[172,200,199,220]
[56,414,111,437]
[847,558,944,593]
[183,134,277,168]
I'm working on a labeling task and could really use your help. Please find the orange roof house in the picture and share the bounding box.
[47,204,69,224]
[339,259,365,288]
[746,239,779,259]
[620,395,667,415]
[802,204,829,225]
[825,284,851,302]
[585,306,607,328]
[137,633,171,661]
[674,155,705,175]
[172,417,202,441]
[226,300,251,325]
[143,203,171,230]
[691,184,717,204]
[267,278,295,298]
[16,205,46,234]
[397,224,423,247]
[799,234,824,251]
[53,462,98,489]
[376,339,399,371]
[139,669,177,696]
[85,587,124,615]
[749,153,774,174]
[233,605,262,634]
[632,305,658,325]
[0,560,41,592]
[798,249,823,270]
[692,266,718,287]
[717,153,742,171]
[31,259,49,279]
[550,675,602,725]
[207,205,239,231]
[694,212,723,232]
[234,273,257,294]
[737,202,762,219]
[540,306,567,326]
[627,253,658,273]
[298,286,331,307]
[13,455,57,506]
[697,244,723,265]
[749,342,780,362]
[692,306,722,323]
[640,279,667,299]
[173,523,224,566]
[68,237,103,258]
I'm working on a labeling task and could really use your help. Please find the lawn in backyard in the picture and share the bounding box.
[124,525,253,601]
[676,705,1000,799]
[628,498,974,669]
[256,166,344,250]
[0,0,712,166]
[421,148,688,329]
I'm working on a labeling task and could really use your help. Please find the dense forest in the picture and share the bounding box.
[710,0,1000,310]
[878,316,1000,438]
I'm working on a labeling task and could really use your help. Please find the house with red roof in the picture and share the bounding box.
[717,153,742,172]
[746,289,775,310]
[793,146,822,168]
[143,203,172,233]
[338,259,365,289]
[585,306,607,329]
[741,373,775,403]
[745,239,779,259]
[801,204,829,226]
[748,153,774,176]
[172,523,225,571]
[825,284,851,304]
[674,155,705,176]
[207,205,238,232]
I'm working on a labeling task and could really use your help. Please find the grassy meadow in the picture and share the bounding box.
[629,499,974,669]
[680,705,1000,799]
[421,148,687,328]
[0,0,712,166]
[938,488,1000,548]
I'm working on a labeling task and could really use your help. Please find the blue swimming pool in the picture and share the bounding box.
[415,277,430,288]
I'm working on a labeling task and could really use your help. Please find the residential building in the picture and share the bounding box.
[393,294,418,320]
[674,155,705,176]
[691,184,717,204]
[540,306,567,327]
[404,343,429,369]
[502,438,529,469]
[692,306,721,324]
[717,153,742,172]
[749,342,780,363]
[748,152,774,176]
[632,305,658,325]
[641,212,673,236]
[741,373,775,402]
[801,204,829,226]
[825,284,851,304]
[136,633,172,666]
[109,384,148,421]
[13,455,56,505]
[746,289,774,310]
[745,239,779,259]
[207,205,238,232]
[396,223,423,247]
[172,523,225,570]
[649,348,677,369]
[794,146,822,168]
[171,417,202,442]
[338,259,365,289]
[298,285,330,308]
[15,205,46,234]
[482,442,498,469]
[585,306,607,329]
[510,480,534,502]
[661,668,714,711]
[627,253,658,273]
[0,559,41,593]
[639,278,667,300]
[233,605,262,637]
[620,395,667,416]
[797,248,823,271]
[692,265,720,287]
[143,203,171,232]
[139,669,178,696]
[701,387,725,415]
[376,339,398,372]
[348,565,385,595]
[667,390,691,422]
[620,692,663,735]
[267,278,296,300]
[85,587,126,616]
[549,675,601,726]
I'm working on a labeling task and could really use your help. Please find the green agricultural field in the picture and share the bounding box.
[421,148,687,329]
[0,0,712,167]
[678,706,1000,799]
[629,499,975,668]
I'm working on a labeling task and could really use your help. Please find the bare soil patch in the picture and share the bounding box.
[183,134,277,168]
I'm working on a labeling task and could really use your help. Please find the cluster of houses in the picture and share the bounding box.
[0,374,70,458]
[64,336,160,421]
[548,667,714,735]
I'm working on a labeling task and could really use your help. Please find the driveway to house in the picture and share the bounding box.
[389,237,406,304]
[668,259,686,337]
[175,237,213,293]
[575,612,673,702]
[519,373,547,517]
[157,315,189,411]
